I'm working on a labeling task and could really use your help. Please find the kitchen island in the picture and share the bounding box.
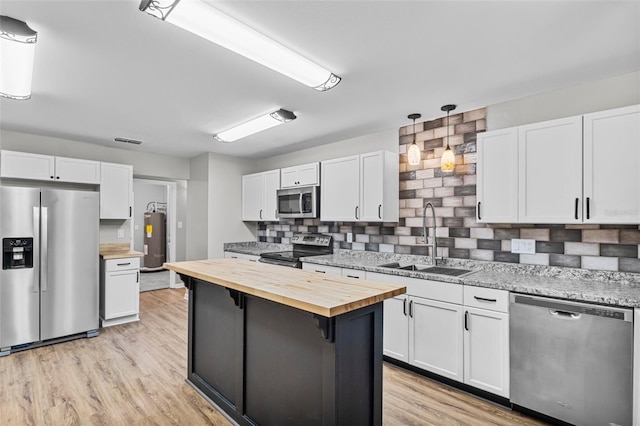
[164,258,405,426]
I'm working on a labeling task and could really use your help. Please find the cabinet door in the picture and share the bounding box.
[476,128,518,223]
[360,151,385,222]
[409,297,464,382]
[321,155,360,221]
[296,162,319,186]
[518,116,583,223]
[280,167,299,188]
[242,173,264,221]
[55,156,101,184]
[104,270,139,320]
[100,162,133,219]
[463,307,509,397]
[262,170,280,221]
[383,296,409,362]
[0,150,55,181]
[584,104,640,224]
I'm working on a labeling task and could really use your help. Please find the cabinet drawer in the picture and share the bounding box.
[410,280,463,305]
[105,257,140,272]
[464,286,509,313]
[302,263,341,276]
[342,268,366,279]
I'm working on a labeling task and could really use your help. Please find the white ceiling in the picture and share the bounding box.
[1,1,639,159]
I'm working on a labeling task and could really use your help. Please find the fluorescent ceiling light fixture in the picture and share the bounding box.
[0,16,37,100]
[139,0,341,91]
[213,109,297,143]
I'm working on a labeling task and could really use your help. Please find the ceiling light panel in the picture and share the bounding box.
[213,109,296,143]
[139,0,341,91]
[0,16,37,100]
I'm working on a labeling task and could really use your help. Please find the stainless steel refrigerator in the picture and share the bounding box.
[0,186,99,354]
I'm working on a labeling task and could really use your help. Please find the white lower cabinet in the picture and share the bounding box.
[302,263,342,275]
[100,257,141,327]
[368,271,510,398]
[410,296,464,382]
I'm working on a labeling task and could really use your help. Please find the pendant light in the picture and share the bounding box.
[407,113,422,166]
[440,104,457,172]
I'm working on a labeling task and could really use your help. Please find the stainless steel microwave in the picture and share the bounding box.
[276,186,319,219]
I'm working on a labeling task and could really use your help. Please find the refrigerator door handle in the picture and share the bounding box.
[41,207,48,292]
[33,206,41,293]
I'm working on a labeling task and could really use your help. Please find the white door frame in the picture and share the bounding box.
[132,178,181,289]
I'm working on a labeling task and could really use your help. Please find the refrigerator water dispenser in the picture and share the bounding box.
[2,238,33,269]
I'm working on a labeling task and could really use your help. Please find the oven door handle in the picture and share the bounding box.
[258,257,298,267]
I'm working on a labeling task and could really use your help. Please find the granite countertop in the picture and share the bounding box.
[99,243,144,260]
[223,241,292,256]
[301,250,640,308]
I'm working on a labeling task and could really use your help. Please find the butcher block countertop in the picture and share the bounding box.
[164,258,406,317]
[99,243,144,260]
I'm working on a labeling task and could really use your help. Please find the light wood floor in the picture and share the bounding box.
[0,289,547,425]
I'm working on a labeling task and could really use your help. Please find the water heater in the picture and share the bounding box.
[143,211,166,270]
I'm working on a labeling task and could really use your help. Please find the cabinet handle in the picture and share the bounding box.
[586,197,590,219]
[464,311,469,331]
[477,202,481,220]
[409,300,413,318]
[574,198,579,220]
[117,262,131,266]
[474,296,497,303]
[346,275,359,279]
[314,270,326,273]
[56,176,60,180]
[403,298,407,316]
[137,271,139,283]
[259,209,263,220]
[355,206,359,220]
[129,206,132,218]
[50,175,54,179]
[378,204,382,219]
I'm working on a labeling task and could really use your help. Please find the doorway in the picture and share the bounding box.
[132,179,179,291]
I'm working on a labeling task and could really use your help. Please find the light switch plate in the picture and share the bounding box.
[511,238,535,254]
[117,229,124,239]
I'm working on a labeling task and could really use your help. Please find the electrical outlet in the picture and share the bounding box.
[177,221,183,229]
[266,229,271,237]
[117,229,124,239]
[347,233,353,243]
[511,238,535,254]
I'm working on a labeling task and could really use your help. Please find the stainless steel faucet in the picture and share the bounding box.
[422,202,438,265]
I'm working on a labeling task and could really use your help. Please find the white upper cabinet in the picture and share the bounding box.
[55,156,101,184]
[100,162,133,219]
[321,150,398,222]
[476,128,519,223]
[280,162,319,188]
[321,155,360,221]
[0,150,100,184]
[518,116,583,223]
[583,104,640,224]
[242,169,280,221]
[478,104,640,224]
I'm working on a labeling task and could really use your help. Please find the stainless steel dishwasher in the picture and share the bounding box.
[510,294,633,426]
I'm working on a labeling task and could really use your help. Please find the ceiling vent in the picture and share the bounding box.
[114,137,143,145]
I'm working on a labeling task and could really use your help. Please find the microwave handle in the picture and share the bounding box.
[299,195,303,215]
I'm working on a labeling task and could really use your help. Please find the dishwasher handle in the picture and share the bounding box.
[511,294,632,322]
[549,310,581,320]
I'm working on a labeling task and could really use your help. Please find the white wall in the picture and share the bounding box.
[186,153,209,261]
[207,152,256,259]
[256,128,398,170]
[487,71,640,129]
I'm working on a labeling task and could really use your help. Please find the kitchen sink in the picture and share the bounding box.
[377,262,474,277]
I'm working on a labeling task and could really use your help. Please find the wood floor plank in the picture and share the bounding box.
[0,288,547,425]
